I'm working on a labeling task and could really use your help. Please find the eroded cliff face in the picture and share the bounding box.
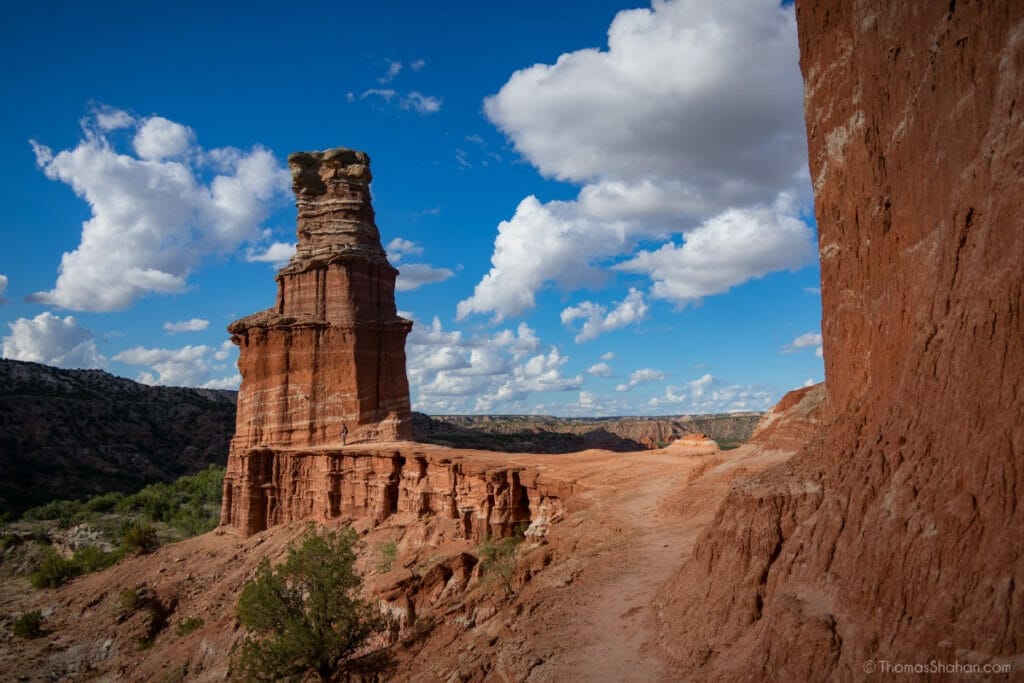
[745,382,827,453]
[657,2,1023,677]
[221,444,568,541]
[227,148,412,450]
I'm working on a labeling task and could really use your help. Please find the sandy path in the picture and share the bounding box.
[523,451,724,682]
[511,445,786,683]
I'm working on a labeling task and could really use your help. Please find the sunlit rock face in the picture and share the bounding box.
[227,147,413,451]
[222,147,416,535]
[655,2,1024,678]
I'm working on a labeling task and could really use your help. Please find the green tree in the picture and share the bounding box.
[234,527,389,682]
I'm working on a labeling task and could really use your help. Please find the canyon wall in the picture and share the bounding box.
[745,382,827,454]
[658,1,1024,677]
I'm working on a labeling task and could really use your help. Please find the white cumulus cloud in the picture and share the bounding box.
[246,241,296,268]
[615,367,665,392]
[784,331,823,358]
[163,318,209,334]
[561,287,648,342]
[28,108,290,312]
[2,312,105,368]
[587,362,614,377]
[385,238,453,291]
[385,237,423,263]
[132,116,193,160]
[0,274,8,305]
[114,344,211,386]
[202,374,241,390]
[649,373,775,413]
[460,0,812,320]
[396,264,454,291]
[617,195,815,304]
[404,315,581,413]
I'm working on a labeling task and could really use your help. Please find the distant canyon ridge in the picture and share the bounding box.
[0,358,760,515]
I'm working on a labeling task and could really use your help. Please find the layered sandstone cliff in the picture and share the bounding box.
[228,148,412,449]
[657,2,1024,677]
[222,147,417,534]
[219,149,570,541]
[220,444,568,540]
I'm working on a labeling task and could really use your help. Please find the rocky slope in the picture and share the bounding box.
[745,381,827,453]
[0,359,235,516]
[411,412,761,453]
[655,1,1024,677]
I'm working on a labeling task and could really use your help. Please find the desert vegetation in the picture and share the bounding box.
[1,465,225,588]
[234,526,391,681]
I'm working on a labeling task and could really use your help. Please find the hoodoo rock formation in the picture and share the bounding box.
[220,148,563,540]
[221,147,417,534]
[657,1,1024,677]
[227,148,413,449]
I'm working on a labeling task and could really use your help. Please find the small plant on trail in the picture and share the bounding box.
[120,588,143,612]
[12,610,44,638]
[234,526,390,682]
[377,540,398,572]
[72,545,123,572]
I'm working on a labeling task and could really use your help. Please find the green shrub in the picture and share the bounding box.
[116,465,224,536]
[12,610,44,638]
[175,616,204,637]
[30,547,81,588]
[234,526,390,682]
[122,523,159,555]
[83,492,125,514]
[477,525,527,596]
[73,545,123,572]
[23,499,83,523]
[22,465,225,542]
[120,588,143,612]
[0,533,22,550]
[377,541,398,572]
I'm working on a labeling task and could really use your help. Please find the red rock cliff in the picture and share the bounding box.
[657,2,1024,677]
[228,148,412,449]
[221,147,417,534]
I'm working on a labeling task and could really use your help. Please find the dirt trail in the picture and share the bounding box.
[556,467,688,681]
[519,449,770,682]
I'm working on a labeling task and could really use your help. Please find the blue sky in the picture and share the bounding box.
[0,0,823,416]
